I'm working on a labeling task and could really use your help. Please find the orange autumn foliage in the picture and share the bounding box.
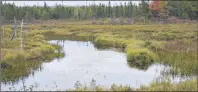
[149,1,167,11]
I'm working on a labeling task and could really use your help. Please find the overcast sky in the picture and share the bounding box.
[3,1,141,6]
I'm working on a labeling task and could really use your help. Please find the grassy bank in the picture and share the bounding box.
[1,26,65,83]
[1,27,63,62]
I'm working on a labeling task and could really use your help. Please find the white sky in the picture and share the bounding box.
[3,1,141,6]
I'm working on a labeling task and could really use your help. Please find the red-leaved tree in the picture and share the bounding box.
[149,1,168,23]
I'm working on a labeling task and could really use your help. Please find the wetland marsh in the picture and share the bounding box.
[1,24,197,91]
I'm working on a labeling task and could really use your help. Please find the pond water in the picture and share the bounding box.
[1,40,185,91]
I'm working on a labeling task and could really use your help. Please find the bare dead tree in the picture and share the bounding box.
[2,26,4,37]
[11,16,17,41]
[20,19,24,51]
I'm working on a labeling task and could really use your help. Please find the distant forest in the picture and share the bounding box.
[1,1,197,21]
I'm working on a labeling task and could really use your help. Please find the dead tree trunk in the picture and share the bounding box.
[20,19,24,51]
[2,26,4,37]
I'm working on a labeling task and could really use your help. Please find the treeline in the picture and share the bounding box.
[1,1,197,21]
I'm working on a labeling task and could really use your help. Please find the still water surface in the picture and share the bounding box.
[2,40,177,91]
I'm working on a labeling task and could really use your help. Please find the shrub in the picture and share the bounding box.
[4,51,30,61]
[94,37,115,47]
[126,48,158,62]
[125,41,158,70]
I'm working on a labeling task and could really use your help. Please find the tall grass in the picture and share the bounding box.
[68,78,197,91]
[5,78,197,91]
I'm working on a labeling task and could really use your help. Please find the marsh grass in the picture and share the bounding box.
[68,78,197,91]
[1,47,64,83]
[20,23,197,77]
[126,48,158,70]
[4,77,197,91]
[1,26,65,83]
[158,51,197,77]
[137,78,197,91]
[1,23,197,91]
[1,27,64,62]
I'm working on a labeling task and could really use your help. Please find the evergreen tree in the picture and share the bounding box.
[1,1,197,21]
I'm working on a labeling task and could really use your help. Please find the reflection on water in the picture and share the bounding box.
[1,40,185,91]
[127,61,154,71]
[1,61,43,85]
